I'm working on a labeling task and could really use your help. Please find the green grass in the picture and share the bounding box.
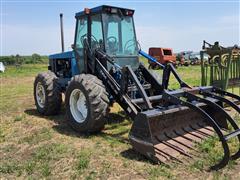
[0,83,32,114]
[33,143,68,162]
[76,149,91,172]
[149,66,201,89]
[0,64,47,78]
[192,135,223,170]
[0,64,48,114]
[0,161,21,174]
[14,114,26,122]
[24,160,36,175]
[0,143,70,177]
[40,163,51,177]
[191,114,240,171]
[0,127,5,143]
[85,171,97,180]
[0,63,239,179]
[148,165,174,180]
[140,56,201,89]
[18,127,52,145]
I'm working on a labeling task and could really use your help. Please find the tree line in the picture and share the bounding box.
[0,54,48,65]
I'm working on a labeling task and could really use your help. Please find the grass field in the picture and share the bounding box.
[0,64,240,179]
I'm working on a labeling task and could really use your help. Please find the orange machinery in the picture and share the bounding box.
[148,47,176,68]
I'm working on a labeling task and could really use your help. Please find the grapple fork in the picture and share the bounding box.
[129,87,240,170]
[94,49,240,170]
[128,51,240,170]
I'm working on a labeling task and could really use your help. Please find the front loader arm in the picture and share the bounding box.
[93,49,140,119]
[139,50,191,89]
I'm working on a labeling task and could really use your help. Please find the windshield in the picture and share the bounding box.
[102,13,138,56]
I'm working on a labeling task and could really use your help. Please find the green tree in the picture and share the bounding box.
[15,54,24,65]
[32,53,42,64]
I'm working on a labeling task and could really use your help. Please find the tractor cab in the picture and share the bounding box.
[74,5,139,72]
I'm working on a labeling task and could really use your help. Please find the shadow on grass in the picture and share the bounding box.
[25,108,154,164]
[24,108,130,140]
[120,149,154,163]
[105,112,126,124]
[25,108,80,137]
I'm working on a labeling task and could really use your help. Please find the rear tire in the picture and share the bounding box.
[34,71,62,115]
[65,74,109,133]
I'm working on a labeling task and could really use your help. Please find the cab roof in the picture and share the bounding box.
[75,5,135,18]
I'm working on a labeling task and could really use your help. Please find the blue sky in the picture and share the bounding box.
[1,0,239,55]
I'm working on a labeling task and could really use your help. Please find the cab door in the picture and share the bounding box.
[74,16,88,73]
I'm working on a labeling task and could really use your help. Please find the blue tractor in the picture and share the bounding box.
[34,5,240,170]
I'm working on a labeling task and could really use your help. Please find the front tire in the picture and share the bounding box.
[65,74,109,133]
[34,71,62,115]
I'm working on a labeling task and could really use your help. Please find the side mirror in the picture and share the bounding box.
[71,44,75,50]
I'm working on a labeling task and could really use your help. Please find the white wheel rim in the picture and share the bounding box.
[69,89,88,123]
[36,82,46,108]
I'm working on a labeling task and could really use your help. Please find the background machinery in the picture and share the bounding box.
[148,47,176,69]
[201,41,240,94]
[34,5,240,170]
[176,51,191,66]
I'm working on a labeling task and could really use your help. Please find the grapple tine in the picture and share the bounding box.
[185,91,240,162]
[164,133,197,151]
[185,92,238,129]
[154,147,183,163]
[200,90,240,113]
[182,127,206,140]
[173,129,199,143]
[162,91,231,170]
[212,87,240,102]
[189,125,212,137]
[160,140,193,158]
[197,124,214,133]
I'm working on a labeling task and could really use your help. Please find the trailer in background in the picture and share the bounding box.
[148,47,176,69]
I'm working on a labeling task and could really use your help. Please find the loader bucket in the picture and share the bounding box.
[129,105,222,163]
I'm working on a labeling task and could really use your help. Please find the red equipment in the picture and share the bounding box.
[148,47,176,69]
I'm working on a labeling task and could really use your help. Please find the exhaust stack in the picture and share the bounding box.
[60,13,65,52]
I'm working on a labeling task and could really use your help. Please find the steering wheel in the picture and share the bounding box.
[80,34,98,48]
[124,39,136,54]
[106,36,118,53]
[107,36,117,44]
